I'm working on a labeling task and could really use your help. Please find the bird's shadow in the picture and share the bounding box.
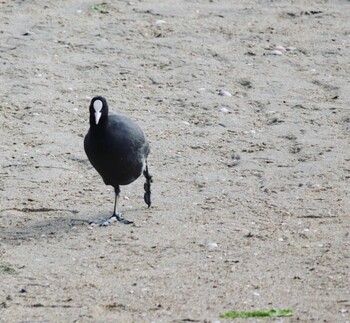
[0,207,147,245]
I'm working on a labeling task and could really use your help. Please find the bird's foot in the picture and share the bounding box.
[144,188,151,208]
[104,213,133,226]
[89,213,133,226]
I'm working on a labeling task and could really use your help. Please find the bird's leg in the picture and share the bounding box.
[101,186,133,226]
[89,186,133,226]
[143,164,152,207]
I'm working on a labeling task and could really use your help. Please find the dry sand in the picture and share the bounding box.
[1,0,349,322]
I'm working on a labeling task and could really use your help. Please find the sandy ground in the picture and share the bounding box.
[1,0,349,322]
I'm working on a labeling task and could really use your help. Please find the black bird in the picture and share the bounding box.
[84,96,152,225]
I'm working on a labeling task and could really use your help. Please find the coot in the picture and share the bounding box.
[84,96,152,225]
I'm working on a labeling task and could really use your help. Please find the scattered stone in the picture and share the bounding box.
[228,153,241,167]
[267,117,283,125]
[239,79,253,88]
[245,50,256,56]
[22,31,34,36]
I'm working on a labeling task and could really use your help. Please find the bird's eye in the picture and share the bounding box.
[93,99,103,112]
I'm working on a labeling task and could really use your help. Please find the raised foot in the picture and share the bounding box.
[143,170,153,208]
[144,186,151,208]
[89,214,133,226]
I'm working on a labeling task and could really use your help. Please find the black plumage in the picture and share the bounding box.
[84,96,152,225]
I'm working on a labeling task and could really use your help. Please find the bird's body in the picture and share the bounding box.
[84,115,149,186]
[84,96,152,225]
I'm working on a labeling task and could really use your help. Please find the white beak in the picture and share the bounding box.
[95,111,102,124]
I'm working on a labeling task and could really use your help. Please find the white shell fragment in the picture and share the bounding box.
[219,107,229,113]
[270,49,283,55]
[274,45,287,52]
[207,242,218,250]
[218,89,232,97]
[270,45,296,56]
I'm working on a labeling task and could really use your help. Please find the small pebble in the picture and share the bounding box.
[218,89,232,97]
[228,153,240,167]
[181,121,190,125]
[286,46,296,51]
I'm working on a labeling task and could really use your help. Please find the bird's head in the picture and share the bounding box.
[89,96,108,126]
